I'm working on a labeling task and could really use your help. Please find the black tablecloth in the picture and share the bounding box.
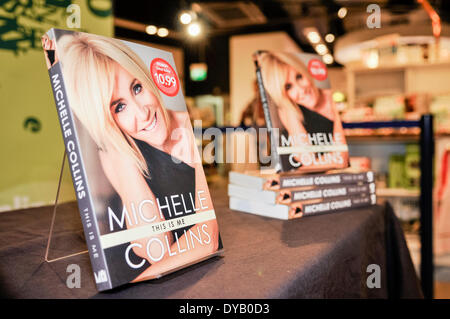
[0,180,422,298]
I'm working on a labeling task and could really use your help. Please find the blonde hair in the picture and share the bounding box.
[257,51,318,124]
[58,32,169,176]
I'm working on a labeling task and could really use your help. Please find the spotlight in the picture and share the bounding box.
[307,31,321,44]
[180,12,192,25]
[315,44,328,55]
[366,50,379,69]
[323,53,334,64]
[187,22,201,37]
[325,33,335,43]
[338,7,347,19]
[145,25,157,35]
[157,27,169,37]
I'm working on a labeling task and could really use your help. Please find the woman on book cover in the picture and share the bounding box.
[57,32,219,283]
[256,51,348,171]
[42,34,58,69]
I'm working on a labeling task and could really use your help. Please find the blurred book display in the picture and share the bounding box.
[253,51,350,173]
[228,51,375,219]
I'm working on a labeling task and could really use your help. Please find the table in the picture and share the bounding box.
[0,179,422,298]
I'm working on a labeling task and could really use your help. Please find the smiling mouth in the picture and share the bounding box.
[143,112,157,131]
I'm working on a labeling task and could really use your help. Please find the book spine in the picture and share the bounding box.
[279,171,375,189]
[300,194,377,217]
[47,58,112,290]
[229,197,289,220]
[254,58,282,172]
[287,183,376,203]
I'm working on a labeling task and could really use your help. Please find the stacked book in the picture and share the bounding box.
[228,51,377,220]
[228,170,377,220]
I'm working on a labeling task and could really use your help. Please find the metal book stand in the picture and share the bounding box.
[44,151,88,263]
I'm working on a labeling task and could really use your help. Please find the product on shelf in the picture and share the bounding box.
[388,154,406,188]
[42,29,222,291]
[404,144,420,189]
[430,94,450,134]
[373,95,405,120]
[350,156,372,170]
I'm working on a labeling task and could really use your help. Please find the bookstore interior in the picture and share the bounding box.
[1,0,450,300]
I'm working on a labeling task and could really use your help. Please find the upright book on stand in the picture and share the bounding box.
[42,29,222,291]
[253,51,349,173]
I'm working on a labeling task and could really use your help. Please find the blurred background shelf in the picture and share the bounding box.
[376,187,420,198]
[346,134,419,143]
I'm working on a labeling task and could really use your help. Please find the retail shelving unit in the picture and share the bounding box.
[343,116,434,299]
[344,120,421,202]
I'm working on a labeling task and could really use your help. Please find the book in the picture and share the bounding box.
[229,170,375,191]
[253,51,349,173]
[228,182,376,205]
[42,29,223,291]
[229,194,377,220]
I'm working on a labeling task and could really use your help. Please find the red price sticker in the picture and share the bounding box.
[150,58,179,97]
[307,59,328,81]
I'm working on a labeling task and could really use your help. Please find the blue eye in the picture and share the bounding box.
[133,83,142,95]
[115,102,125,113]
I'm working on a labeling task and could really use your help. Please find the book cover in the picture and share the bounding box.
[229,170,375,191]
[253,51,349,173]
[229,194,376,220]
[42,29,223,291]
[228,182,376,205]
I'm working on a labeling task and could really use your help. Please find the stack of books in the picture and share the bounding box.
[228,51,377,220]
[228,170,377,220]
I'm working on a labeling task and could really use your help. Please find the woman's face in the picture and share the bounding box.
[110,63,168,147]
[284,65,319,110]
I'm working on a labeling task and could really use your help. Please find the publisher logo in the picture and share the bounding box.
[66,264,81,288]
[150,58,180,97]
[308,59,328,81]
[94,269,108,284]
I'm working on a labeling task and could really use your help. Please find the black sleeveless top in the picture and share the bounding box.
[279,104,334,171]
[297,104,334,136]
[103,139,196,284]
[134,138,197,239]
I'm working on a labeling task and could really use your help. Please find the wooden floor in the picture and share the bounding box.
[404,233,450,299]
[435,282,450,299]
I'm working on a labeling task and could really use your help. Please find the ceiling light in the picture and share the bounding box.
[366,50,379,69]
[325,33,335,43]
[307,31,321,44]
[187,22,201,37]
[192,2,202,13]
[157,27,169,37]
[338,7,347,19]
[180,12,192,25]
[315,44,328,55]
[145,25,157,35]
[323,53,334,64]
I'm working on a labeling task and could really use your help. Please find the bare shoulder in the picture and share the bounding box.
[170,110,191,128]
[98,148,139,178]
